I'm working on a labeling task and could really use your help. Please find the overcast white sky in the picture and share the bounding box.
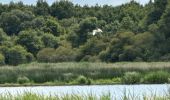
[0,0,150,6]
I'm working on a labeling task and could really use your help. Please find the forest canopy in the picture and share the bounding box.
[0,0,169,65]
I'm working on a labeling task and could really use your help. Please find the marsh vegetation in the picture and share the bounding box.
[0,62,169,85]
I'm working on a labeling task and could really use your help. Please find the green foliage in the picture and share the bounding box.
[79,17,98,33]
[122,72,141,84]
[120,16,136,32]
[119,46,139,61]
[54,46,77,62]
[79,37,107,61]
[17,76,30,84]
[0,53,5,65]
[0,10,34,35]
[0,28,10,45]
[159,0,170,38]
[17,30,44,56]
[26,16,46,30]
[76,75,92,85]
[50,1,74,19]
[146,0,167,25]
[69,17,99,47]
[99,32,136,62]
[0,62,169,84]
[103,21,120,35]
[37,48,56,63]
[99,48,111,62]
[6,45,33,66]
[37,46,77,63]
[143,71,169,84]
[0,0,169,64]
[44,18,63,36]
[77,75,87,84]
[35,0,49,16]
[41,33,58,48]
[160,54,170,61]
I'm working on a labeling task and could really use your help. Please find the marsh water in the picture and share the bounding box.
[0,84,169,99]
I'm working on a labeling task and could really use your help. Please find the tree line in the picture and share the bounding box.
[0,0,169,65]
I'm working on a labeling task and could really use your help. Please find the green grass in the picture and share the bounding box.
[0,62,170,85]
[143,71,170,84]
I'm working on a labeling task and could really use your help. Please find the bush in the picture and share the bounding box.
[0,28,9,45]
[143,71,169,84]
[17,76,30,84]
[44,18,63,36]
[37,46,77,63]
[6,45,32,65]
[17,30,44,55]
[41,33,58,48]
[76,75,92,85]
[122,72,141,84]
[37,48,56,63]
[86,78,92,85]
[99,49,111,62]
[54,46,77,62]
[26,53,35,63]
[77,75,87,84]
[160,54,170,61]
[0,53,5,65]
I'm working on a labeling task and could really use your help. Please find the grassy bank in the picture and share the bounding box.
[0,62,170,85]
[0,92,169,100]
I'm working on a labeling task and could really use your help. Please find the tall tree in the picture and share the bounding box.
[17,30,44,56]
[35,0,49,16]
[146,0,168,25]
[50,1,74,19]
[0,10,34,35]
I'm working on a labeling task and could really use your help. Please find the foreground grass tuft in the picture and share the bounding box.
[0,92,169,100]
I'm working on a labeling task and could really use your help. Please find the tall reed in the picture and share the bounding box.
[0,62,170,84]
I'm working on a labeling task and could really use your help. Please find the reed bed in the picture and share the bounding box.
[0,62,170,84]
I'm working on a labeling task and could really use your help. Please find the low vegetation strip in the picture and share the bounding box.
[0,62,170,85]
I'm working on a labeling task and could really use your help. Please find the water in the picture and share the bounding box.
[0,84,169,99]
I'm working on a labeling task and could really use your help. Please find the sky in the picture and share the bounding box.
[0,0,151,6]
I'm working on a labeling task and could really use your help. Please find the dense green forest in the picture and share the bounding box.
[0,0,169,65]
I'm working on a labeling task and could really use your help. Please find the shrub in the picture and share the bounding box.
[160,54,170,61]
[122,72,141,84]
[0,53,5,65]
[0,28,9,45]
[6,45,31,65]
[17,76,30,84]
[37,48,56,63]
[76,75,92,85]
[41,33,58,48]
[54,46,77,62]
[86,78,92,85]
[77,75,87,84]
[37,46,77,63]
[44,18,63,36]
[143,71,169,84]
[81,55,100,62]
[99,48,111,62]
[17,30,44,55]
[26,53,34,63]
